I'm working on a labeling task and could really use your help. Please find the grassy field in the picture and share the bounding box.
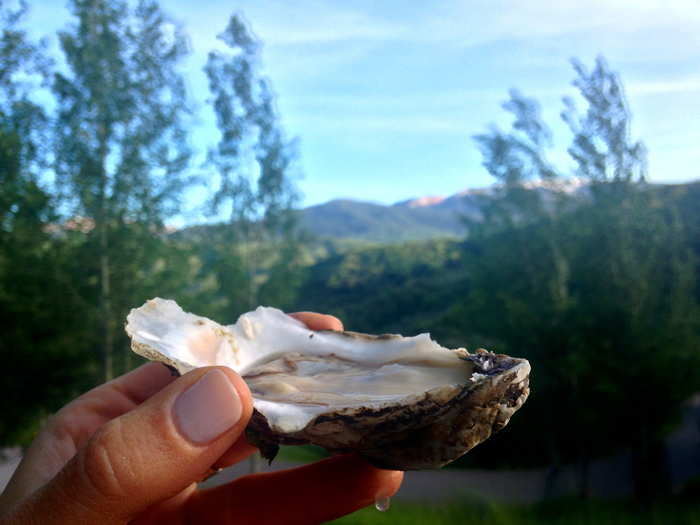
[330,498,700,525]
[276,444,328,463]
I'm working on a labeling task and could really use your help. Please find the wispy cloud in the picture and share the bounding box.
[242,2,406,46]
[422,0,700,46]
[628,78,700,96]
[179,0,700,50]
[177,0,405,49]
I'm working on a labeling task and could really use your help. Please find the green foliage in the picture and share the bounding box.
[0,0,91,445]
[276,444,328,464]
[295,238,467,335]
[331,498,700,525]
[563,57,647,183]
[0,227,94,445]
[442,186,700,473]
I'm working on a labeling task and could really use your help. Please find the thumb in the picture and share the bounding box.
[20,366,252,524]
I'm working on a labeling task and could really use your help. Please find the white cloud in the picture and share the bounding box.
[428,0,700,46]
[175,0,405,48]
[246,4,406,46]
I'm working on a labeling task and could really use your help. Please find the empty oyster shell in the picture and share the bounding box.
[126,298,530,470]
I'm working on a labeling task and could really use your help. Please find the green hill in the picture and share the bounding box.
[297,199,465,242]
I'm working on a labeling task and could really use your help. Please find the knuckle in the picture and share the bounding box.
[45,405,77,438]
[79,419,136,503]
[47,399,99,449]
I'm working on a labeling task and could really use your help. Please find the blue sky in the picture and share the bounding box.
[27,0,700,214]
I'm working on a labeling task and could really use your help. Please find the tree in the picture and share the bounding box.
[562,58,647,185]
[454,57,700,500]
[53,0,192,380]
[0,0,91,445]
[203,14,302,321]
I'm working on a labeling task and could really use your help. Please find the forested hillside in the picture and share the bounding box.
[295,181,700,337]
[294,238,468,335]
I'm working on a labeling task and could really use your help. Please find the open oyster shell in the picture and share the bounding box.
[126,298,530,470]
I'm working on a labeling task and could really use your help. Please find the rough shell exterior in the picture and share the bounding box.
[247,348,530,470]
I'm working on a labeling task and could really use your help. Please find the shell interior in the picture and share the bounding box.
[127,298,476,433]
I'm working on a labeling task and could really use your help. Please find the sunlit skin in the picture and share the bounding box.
[0,312,403,525]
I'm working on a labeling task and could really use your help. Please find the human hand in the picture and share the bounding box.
[0,312,403,524]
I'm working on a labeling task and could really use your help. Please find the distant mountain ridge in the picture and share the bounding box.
[298,189,484,242]
[298,178,594,243]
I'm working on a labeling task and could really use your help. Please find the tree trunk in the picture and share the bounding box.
[99,204,113,382]
[97,119,113,382]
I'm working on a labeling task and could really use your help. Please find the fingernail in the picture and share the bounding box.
[173,370,242,444]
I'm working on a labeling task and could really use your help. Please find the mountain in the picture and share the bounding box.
[298,190,484,243]
[298,178,598,243]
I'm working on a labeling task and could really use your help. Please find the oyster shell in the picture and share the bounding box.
[126,298,530,470]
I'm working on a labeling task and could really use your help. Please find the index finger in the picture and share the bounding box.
[49,362,177,451]
[188,455,403,525]
[2,363,177,506]
[289,311,344,331]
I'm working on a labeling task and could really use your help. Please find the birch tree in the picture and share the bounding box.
[53,0,191,380]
